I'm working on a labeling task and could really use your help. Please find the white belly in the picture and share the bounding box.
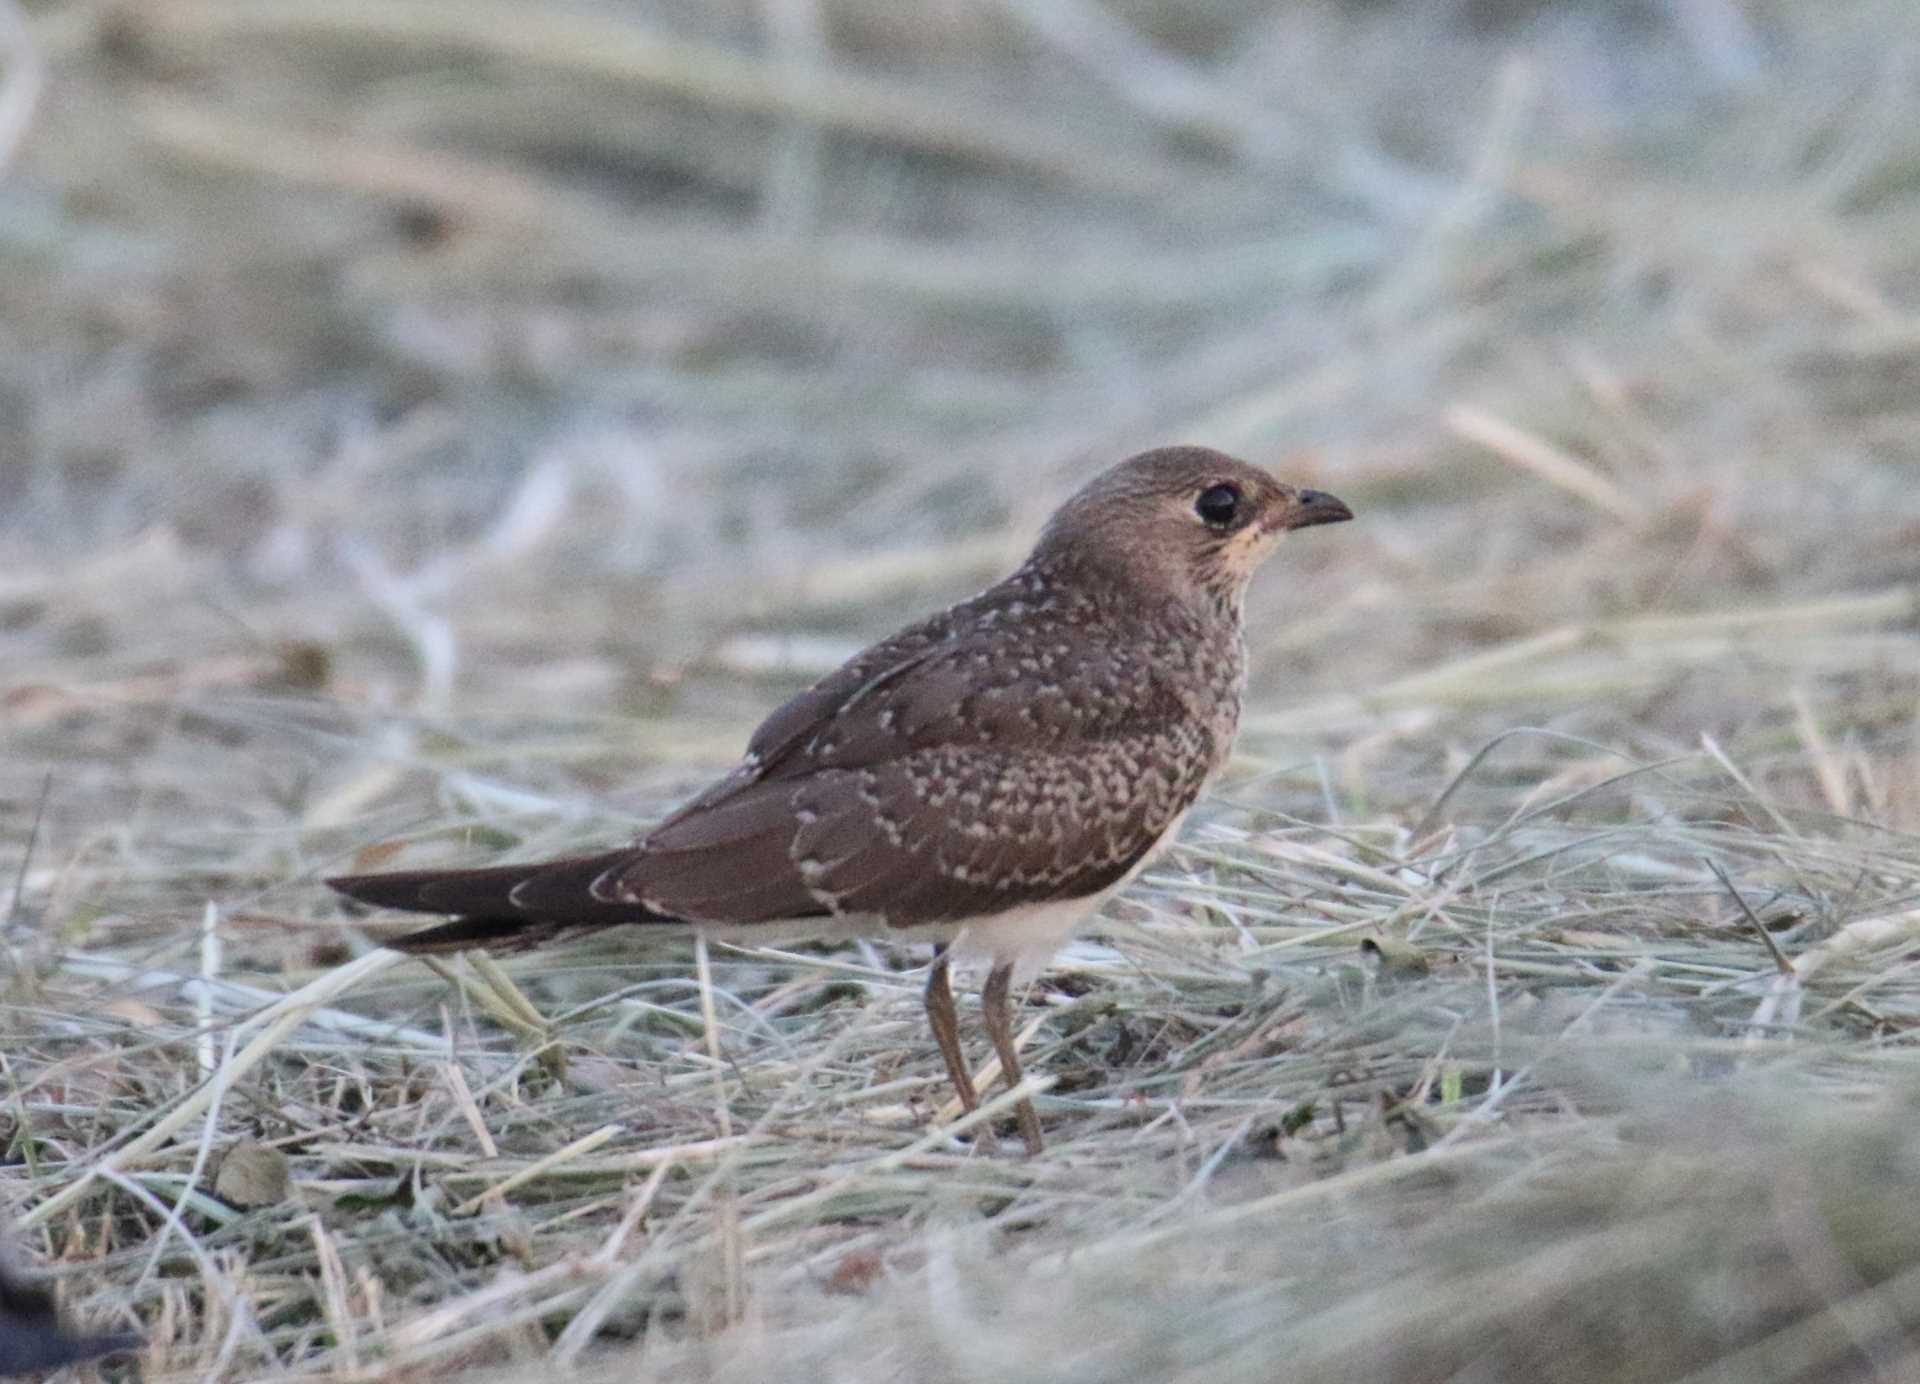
[940,802,1194,982]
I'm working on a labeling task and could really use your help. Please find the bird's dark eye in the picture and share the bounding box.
[1194,483,1242,528]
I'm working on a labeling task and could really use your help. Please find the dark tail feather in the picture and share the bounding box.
[371,913,604,956]
[327,857,589,916]
[327,849,676,956]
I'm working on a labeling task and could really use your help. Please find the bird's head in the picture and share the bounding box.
[1031,445,1352,613]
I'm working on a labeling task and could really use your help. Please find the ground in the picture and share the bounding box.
[5,2,1920,1380]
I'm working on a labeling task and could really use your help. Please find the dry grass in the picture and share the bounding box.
[5,0,1920,1379]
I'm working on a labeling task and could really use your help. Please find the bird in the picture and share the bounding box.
[328,445,1352,1152]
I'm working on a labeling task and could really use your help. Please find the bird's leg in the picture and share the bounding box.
[982,961,1044,1155]
[924,946,980,1116]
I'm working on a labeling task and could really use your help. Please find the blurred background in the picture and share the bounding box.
[6,1,1920,1380]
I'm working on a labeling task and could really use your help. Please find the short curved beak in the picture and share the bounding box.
[1285,488,1353,530]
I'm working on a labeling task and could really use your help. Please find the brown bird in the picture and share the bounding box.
[329,446,1351,1152]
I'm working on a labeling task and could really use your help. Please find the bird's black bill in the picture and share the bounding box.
[1286,489,1353,530]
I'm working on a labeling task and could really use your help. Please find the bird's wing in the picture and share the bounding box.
[615,715,1216,927]
[611,596,1220,925]
[742,635,954,774]
[327,623,969,934]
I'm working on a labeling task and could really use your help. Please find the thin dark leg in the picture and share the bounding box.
[982,961,1044,1155]
[924,947,980,1115]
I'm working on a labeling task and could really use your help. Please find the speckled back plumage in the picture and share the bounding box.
[622,553,1242,926]
[329,445,1351,953]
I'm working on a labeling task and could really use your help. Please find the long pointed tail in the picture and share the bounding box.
[327,850,669,955]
